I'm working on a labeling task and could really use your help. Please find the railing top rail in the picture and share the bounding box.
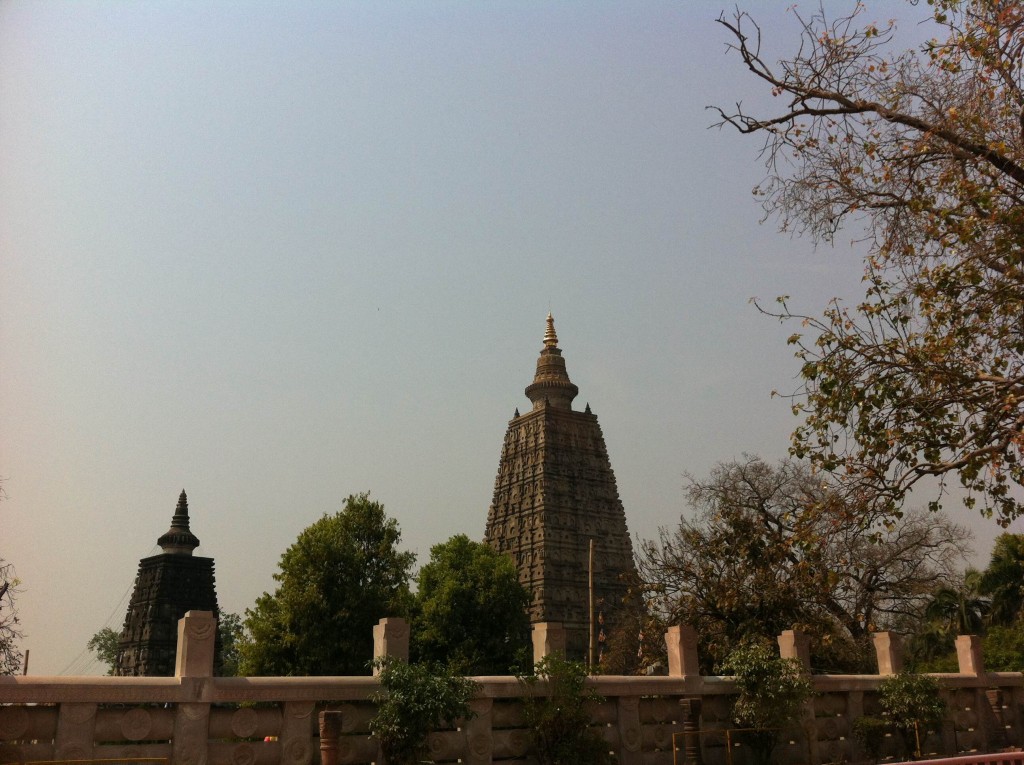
[891,752,1024,765]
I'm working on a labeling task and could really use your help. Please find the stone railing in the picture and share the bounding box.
[1,612,1022,765]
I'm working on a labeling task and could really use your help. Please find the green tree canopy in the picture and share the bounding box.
[238,493,415,676]
[716,1,1024,523]
[217,612,244,676]
[411,534,530,675]
[87,627,120,675]
[979,534,1024,625]
[640,457,971,671]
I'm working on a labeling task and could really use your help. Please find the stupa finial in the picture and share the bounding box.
[543,312,558,348]
[158,489,200,555]
[525,313,578,410]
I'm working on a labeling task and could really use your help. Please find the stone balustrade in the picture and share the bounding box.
[1,611,1022,765]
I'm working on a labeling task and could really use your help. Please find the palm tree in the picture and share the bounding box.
[925,569,990,636]
[979,535,1024,627]
[909,570,990,668]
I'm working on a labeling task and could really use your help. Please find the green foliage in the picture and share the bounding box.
[909,537,1024,670]
[369,657,477,765]
[906,647,958,675]
[518,655,613,765]
[88,627,120,675]
[981,622,1024,672]
[852,716,889,764]
[719,642,813,765]
[907,569,988,670]
[979,535,1024,625]
[217,612,244,676]
[411,534,530,675]
[879,673,946,758]
[238,493,415,676]
[716,2,1024,522]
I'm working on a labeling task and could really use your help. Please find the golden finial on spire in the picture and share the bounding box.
[543,312,558,348]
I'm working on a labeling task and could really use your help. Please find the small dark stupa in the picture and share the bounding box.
[115,490,221,676]
[484,315,637,660]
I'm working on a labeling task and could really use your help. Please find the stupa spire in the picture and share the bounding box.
[525,313,578,410]
[543,312,558,348]
[484,316,637,661]
[157,489,200,555]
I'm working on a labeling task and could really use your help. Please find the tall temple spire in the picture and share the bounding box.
[118,489,220,676]
[157,489,200,555]
[485,315,636,662]
[525,313,579,410]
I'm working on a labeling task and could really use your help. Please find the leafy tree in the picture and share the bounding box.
[238,493,415,676]
[90,611,245,677]
[88,627,120,675]
[923,569,989,636]
[639,457,970,670]
[715,2,1024,523]
[906,570,988,671]
[879,673,946,758]
[410,534,530,675]
[369,656,477,765]
[719,642,813,765]
[980,621,1024,672]
[518,655,613,765]
[217,612,244,676]
[598,577,668,675]
[979,534,1024,625]
[0,558,23,675]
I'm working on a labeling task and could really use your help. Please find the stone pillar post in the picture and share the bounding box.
[678,698,703,765]
[777,630,815,765]
[617,696,644,765]
[372,617,410,675]
[174,610,216,678]
[319,711,342,765]
[777,629,811,671]
[872,632,904,676]
[532,622,566,663]
[985,689,1009,749]
[172,611,216,765]
[955,635,985,675]
[666,625,700,677]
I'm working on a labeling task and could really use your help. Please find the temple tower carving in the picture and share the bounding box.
[484,314,636,659]
[115,490,221,676]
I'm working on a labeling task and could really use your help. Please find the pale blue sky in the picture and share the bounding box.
[2,1,1006,675]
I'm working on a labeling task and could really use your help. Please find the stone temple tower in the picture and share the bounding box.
[484,314,636,659]
[115,490,221,676]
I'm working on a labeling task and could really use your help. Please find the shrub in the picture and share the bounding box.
[878,672,946,759]
[852,715,889,763]
[719,642,813,765]
[518,655,614,765]
[370,657,477,765]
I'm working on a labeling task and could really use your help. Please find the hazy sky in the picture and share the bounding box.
[3,1,1014,676]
